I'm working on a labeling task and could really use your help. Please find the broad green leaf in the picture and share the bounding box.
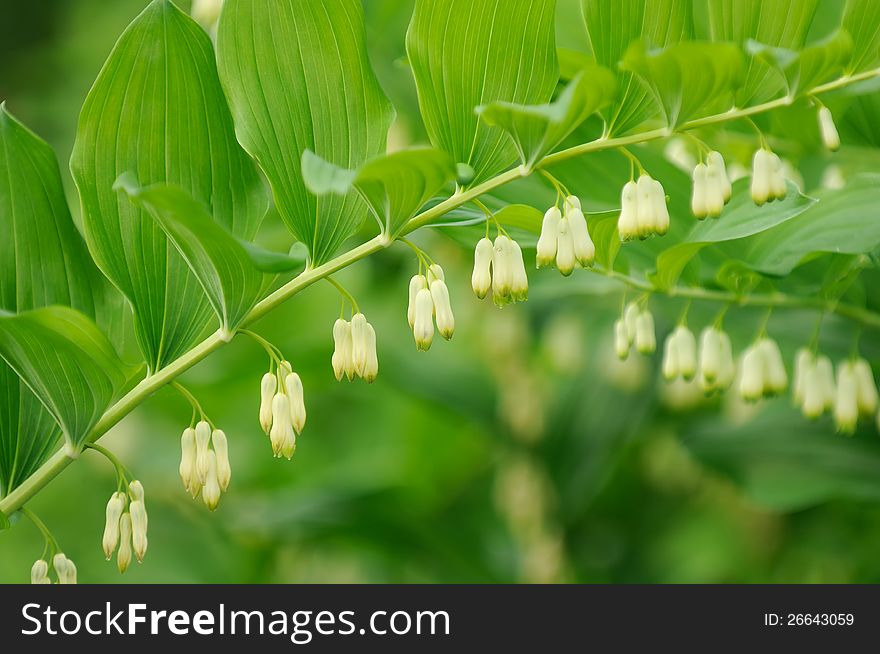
[842,0,880,73]
[745,30,853,98]
[217,0,393,266]
[649,179,815,290]
[434,204,544,249]
[476,67,616,170]
[71,0,267,373]
[702,0,819,106]
[582,0,693,134]
[0,106,119,496]
[301,148,456,237]
[0,307,133,455]
[621,40,745,128]
[406,0,559,184]
[741,175,880,275]
[115,176,306,337]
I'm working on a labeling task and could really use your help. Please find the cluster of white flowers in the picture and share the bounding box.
[817,106,840,152]
[536,196,595,275]
[792,348,836,420]
[31,553,77,584]
[750,149,787,206]
[833,358,878,434]
[179,420,232,509]
[102,480,148,573]
[259,361,307,460]
[698,327,735,394]
[409,264,456,348]
[472,236,528,307]
[662,325,697,381]
[739,338,788,402]
[618,174,669,241]
[615,302,656,359]
[332,314,379,382]
[691,151,732,219]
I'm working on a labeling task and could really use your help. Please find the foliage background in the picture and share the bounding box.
[1,0,880,583]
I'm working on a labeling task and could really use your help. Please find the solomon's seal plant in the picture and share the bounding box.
[2,0,880,582]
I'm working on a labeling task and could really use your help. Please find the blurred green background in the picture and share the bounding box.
[3,0,880,584]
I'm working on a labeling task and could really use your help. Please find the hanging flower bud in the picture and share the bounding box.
[363,323,379,383]
[651,180,670,235]
[536,207,561,268]
[565,196,595,267]
[278,359,293,378]
[634,310,656,355]
[179,427,196,494]
[413,288,435,350]
[202,451,222,511]
[768,153,787,201]
[284,372,306,434]
[31,560,50,585]
[492,235,514,304]
[835,361,859,434]
[802,362,828,419]
[269,393,292,457]
[259,373,276,433]
[818,106,840,152]
[636,175,655,238]
[618,181,639,242]
[816,355,836,413]
[614,319,631,360]
[699,327,722,385]
[212,429,231,492]
[717,331,736,390]
[555,216,576,276]
[53,553,76,584]
[662,331,680,381]
[472,238,494,298]
[350,313,369,376]
[117,513,132,574]
[707,151,731,203]
[793,347,813,407]
[740,344,765,402]
[751,149,771,206]
[509,240,529,302]
[102,491,125,559]
[853,358,878,415]
[407,275,427,328]
[195,420,211,484]
[704,161,725,218]
[760,338,788,395]
[331,319,351,382]
[691,163,708,219]
[129,500,148,563]
[430,278,455,340]
[623,302,640,343]
[675,326,697,380]
[428,263,445,283]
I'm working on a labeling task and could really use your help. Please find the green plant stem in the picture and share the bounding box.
[2,69,879,517]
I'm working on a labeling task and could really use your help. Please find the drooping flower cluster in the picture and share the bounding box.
[618,174,670,241]
[472,236,528,307]
[662,325,697,381]
[31,553,78,584]
[739,337,788,402]
[817,106,840,152]
[698,327,736,394]
[750,149,787,206]
[691,151,732,219]
[332,314,379,382]
[615,302,655,359]
[833,358,878,434]
[536,196,595,275]
[102,480,148,573]
[179,421,232,509]
[409,264,456,348]
[259,361,307,459]
[792,348,836,420]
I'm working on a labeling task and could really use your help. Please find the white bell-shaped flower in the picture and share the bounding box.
[31,559,50,585]
[102,491,125,560]
[818,106,840,152]
[618,181,640,242]
[669,326,696,380]
[509,240,529,302]
[430,278,455,340]
[259,372,276,433]
[331,319,352,382]
[202,451,222,511]
[793,347,813,407]
[53,553,77,585]
[651,179,670,235]
[413,287,435,351]
[555,216,576,276]
[634,310,656,355]
[623,302,640,343]
[834,361,859,434]
[536,206,561,268]
[194,420,211,484]
[768,153,787,201]
[285,372,306,434]
[179,427,196,494]
[212,429,231,492]
[269,393,292,457]
[760,338,788,395]
[117,513,133,574]
[614,319,631,361]
[691,163,708,219]
[492,235,515,305]
[751,149,771,206]
[565,195,595,267]
[662,331,680,381]
[704,161,725,218]
[707,151,732,203]
[740,344,765,402]
[407,275,427,328]
[350,313,369,376]
[853,358,878,415]
[472,238,494,298]
[363,323,379,383]
[636,175,655,238]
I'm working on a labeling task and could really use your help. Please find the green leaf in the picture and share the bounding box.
[476,66,616,169]
[302,148,456,237]
[0,307,133,454]
[582,0,694,134]
[71,0,267,373]
[745,30,853,98]
[0,106,121,496]
[741,175,880,275]
[842,0,880,73]
[621,40,745,128]
[406,0,559,184]
[433,204,545,249]
[649,179,816,290]
[115,176,306,336]
[217,0,393,266]
[702,0,819,106]
[590,211,623,270]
